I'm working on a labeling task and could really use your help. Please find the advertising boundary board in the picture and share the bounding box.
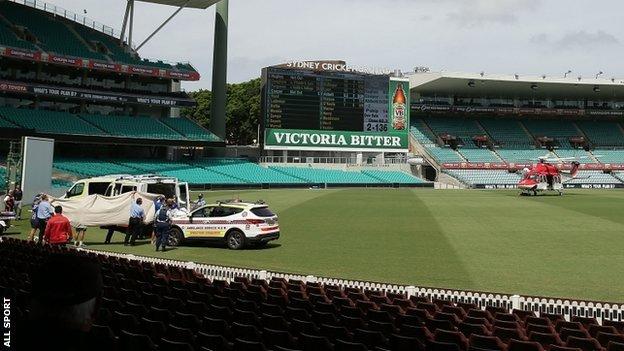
[0,46,200,81]
[472,184,624,189]
[442,162,624,170]
[0,80,196,107]
[412,104,624,117]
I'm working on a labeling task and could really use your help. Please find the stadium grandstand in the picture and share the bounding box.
[0,1,428,193]
[408,71,624,188]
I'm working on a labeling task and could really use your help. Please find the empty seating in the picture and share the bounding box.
[423,116,487,148]
[479,119,534,149]
[522,120,581,149]
[577,121,624,147]
[159,118,220,142]
[458,149,501,163]
[81,114,185,140]
[445,169,521,186]
[3,237,624,351]
[0,1,106,60]
[0,107,106,136]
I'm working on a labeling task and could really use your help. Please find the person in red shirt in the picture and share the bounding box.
[44,206,73,245]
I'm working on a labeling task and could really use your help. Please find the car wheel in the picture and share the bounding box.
[226,230,246,250]
[168,227,183,247]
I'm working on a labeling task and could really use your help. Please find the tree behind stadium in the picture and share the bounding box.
[183,78,261,145]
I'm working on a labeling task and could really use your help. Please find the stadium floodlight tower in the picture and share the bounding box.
[119,0,228,140]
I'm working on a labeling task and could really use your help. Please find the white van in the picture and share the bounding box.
[63,174,190,209]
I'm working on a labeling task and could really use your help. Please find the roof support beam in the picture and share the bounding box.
[119,0,133,45]
[135,0,191,52]
[209,0,228,141]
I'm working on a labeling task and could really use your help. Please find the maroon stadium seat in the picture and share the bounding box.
[469,334,507,351]
[529,331,564,348]
[597,333,624,348]
[297,333,332,351]
[508,339,545,351]
[435,329,470,351]
[565,336,603,351]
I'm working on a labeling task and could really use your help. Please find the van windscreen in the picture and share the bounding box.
[147,183,176,198]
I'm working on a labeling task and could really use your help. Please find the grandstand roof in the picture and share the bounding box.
[409,71,624,100]
[137,0,221,9]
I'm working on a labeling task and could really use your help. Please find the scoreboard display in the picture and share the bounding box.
[262,62,409,151]
[264,68,389,133]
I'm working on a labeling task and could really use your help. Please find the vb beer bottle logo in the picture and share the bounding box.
[392,83,406,130]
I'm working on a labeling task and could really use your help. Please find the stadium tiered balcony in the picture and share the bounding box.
[52,158,426,187]
[193,159,304,184]
[410,121,437,146]
[69,21,177,69]
[592,150,624,164]
[478,119,534,149]
[423,116,486,148]
[54,158,138,178]
[160,118,221,142]
[492,149,549,163]
[361,170,426,184]
[0,107,106,136]
[270,166,388,184]
[0,21,37,50]
[446,169,521,186]
[117,159,193,174]
[161,166,248,185]
[0,114,18,129]
[410,123,465,163]
[576,121,624,148]
[427,147,465,163]
[554,149,596,163]
[565,171,623,185]
[458,149,501,163]
[0,1,198,79]
[80,114,185,140]
[522,120,582,149]
[0,107,217,144]
[0,1,106,60]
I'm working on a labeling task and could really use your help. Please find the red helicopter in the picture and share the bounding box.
[517,152,589,196]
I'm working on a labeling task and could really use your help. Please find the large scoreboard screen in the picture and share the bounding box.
[262,61,409,151]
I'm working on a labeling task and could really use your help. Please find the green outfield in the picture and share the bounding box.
[5,188,624,302]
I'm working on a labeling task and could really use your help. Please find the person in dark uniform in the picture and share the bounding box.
[154,199,172,252]
[13,185,23,219]
[104,227,115,244]
[125,198,144,246]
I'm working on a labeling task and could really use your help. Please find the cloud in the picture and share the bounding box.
[531,30,620,50]
[447,0,542,26]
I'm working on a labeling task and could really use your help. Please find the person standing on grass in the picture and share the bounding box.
[44,206,73,246]
[27,194,42,242]
[154,199,172,252]
[125,197,144,246]
[3,190,15,212]
[13,185,23,219]
[73,223,87,247]
[36,194,55,243]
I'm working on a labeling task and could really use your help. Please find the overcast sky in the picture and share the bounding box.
[55,0,623,91]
